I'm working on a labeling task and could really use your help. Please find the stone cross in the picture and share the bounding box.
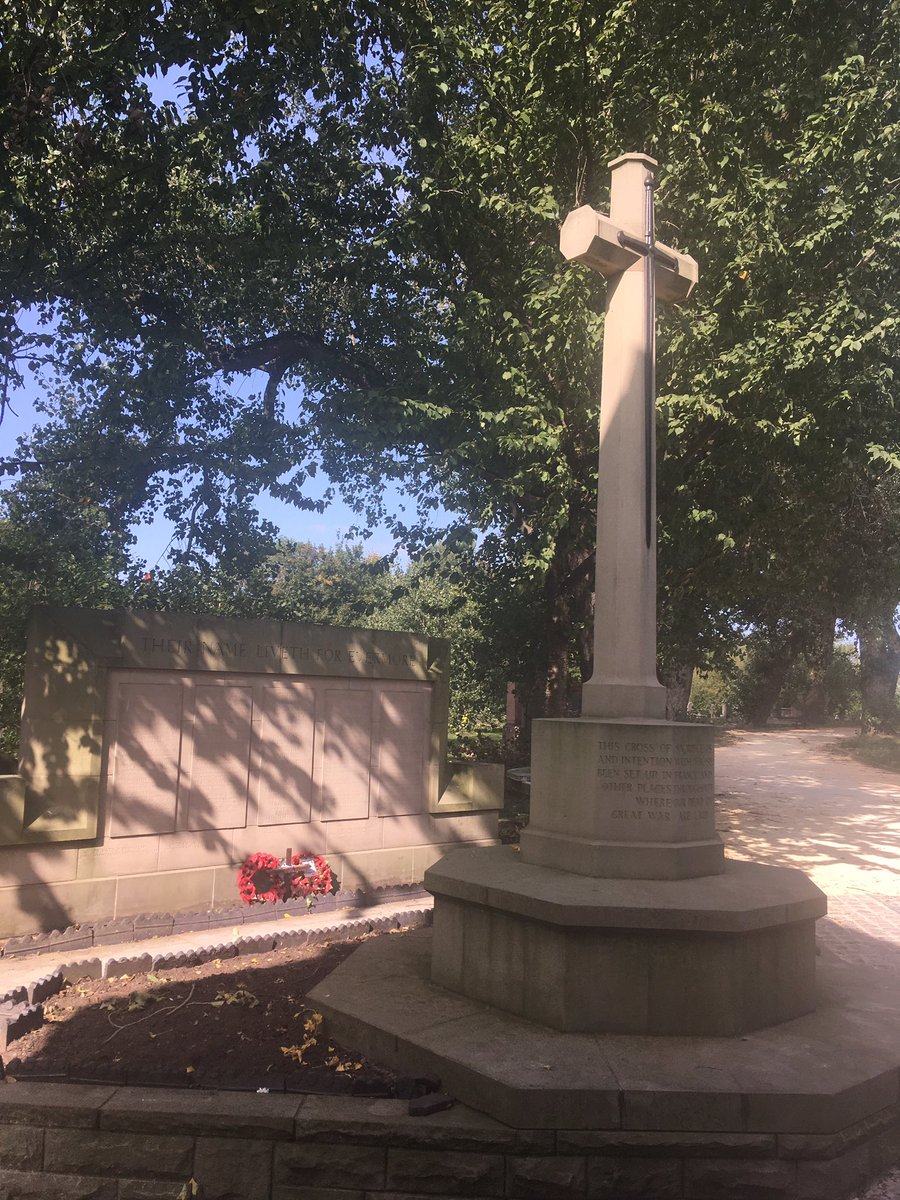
[560,153,698,721]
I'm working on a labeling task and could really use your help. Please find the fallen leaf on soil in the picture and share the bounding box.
[211,987,258,1008]
[128,992,157,1011]
[3,933,393,1092]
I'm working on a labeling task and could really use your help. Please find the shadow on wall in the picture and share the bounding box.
[0,610,498,938]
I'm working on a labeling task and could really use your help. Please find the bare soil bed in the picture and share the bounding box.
[4,930,405,1096]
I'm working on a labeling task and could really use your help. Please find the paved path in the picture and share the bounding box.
[716,727,900,1200]
[716,727,900,964]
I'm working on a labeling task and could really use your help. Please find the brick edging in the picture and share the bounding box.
[0,883,429,959]
[0,908,433,1075]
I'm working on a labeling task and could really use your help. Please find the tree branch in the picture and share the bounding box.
[213,331,387,389]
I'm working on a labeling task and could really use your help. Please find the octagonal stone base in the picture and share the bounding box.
[310,926,900,1150]
[426,846,826,1036]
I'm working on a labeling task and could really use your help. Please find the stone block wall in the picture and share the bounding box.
[0,1084,896,1199]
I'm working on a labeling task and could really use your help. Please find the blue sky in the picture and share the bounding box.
[0,67,444,568]
[0,369,415,567]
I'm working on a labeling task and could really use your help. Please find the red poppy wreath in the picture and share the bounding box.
[237,851,337,908]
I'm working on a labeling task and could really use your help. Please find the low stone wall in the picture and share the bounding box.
[0,1083,897,1199]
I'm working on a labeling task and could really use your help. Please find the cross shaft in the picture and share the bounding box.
[559,153,698,720]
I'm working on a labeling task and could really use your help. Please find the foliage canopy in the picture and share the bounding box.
[1,0,898,711]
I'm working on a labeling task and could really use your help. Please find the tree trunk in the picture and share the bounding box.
[574,554,595,695]
[742,641,795,727]
[541,548,575,718]
[661,663,694,721]
[799,610,836,726]
[529,534,593,720]
[543,616,570,718]
[857,605,900,731]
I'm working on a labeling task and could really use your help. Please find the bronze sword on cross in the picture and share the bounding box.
[618,171,679,546]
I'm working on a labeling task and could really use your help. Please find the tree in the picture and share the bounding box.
[0,480,130,759]
[266,541,398,628]
[142,536,511,726]
[366,539,514,726]
[856,607,900,730]
[2,1,898,715]
[262,537,513,726]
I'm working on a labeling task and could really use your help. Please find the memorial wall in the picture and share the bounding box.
[0,608,501,937]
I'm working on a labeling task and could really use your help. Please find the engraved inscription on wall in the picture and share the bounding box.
[595,735,714,837]
[139,636,419,671]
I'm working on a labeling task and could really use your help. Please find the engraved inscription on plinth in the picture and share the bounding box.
[592,732,713,843]
[519,719,724,880]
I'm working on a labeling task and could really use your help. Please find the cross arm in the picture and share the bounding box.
[560,204,698,304]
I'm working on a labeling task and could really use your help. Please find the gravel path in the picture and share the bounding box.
[715,727,900,1199]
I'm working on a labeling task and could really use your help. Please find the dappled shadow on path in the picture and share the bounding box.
[715,727,900,894]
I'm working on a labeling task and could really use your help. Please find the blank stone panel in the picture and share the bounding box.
[180,685,253,831]
[255,682,315,826]
[374,688,430,816]
[318,688,373,822]
[109,682,183,836]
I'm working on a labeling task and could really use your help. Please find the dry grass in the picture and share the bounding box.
[829,733,900,775]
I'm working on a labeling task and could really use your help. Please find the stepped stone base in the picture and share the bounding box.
[425,846,826,1035]
[311,928,900,1169]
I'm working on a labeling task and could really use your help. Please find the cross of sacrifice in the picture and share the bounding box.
[560,153,698,722]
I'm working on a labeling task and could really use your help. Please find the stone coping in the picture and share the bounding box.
[0,1079,890,1152]
[425,846,827,932]
[0,1075,896,1199]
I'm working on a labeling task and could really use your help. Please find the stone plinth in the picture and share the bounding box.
[519,717,724,880]
[426,846,825,1036]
